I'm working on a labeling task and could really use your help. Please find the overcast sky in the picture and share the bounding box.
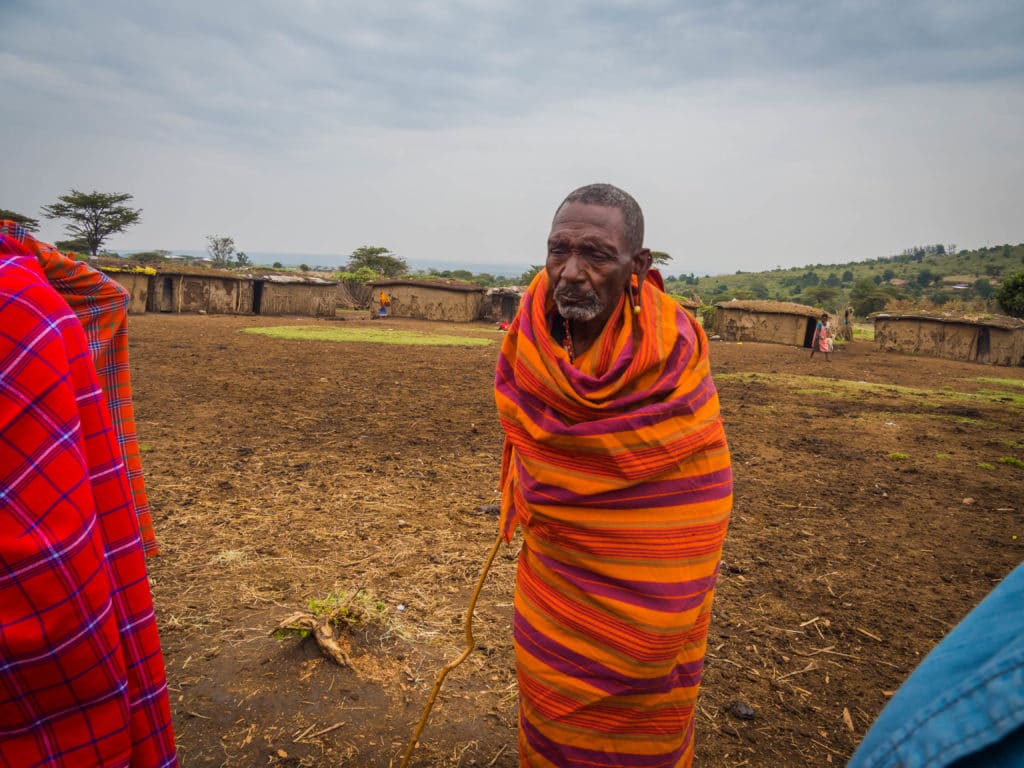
[3,1,1022,276]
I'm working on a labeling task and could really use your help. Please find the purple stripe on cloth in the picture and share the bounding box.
[519,464,734,509]
[520,710,690,768]
[514,611,705,697]
[496,367,719,442]
[532,549,720,612]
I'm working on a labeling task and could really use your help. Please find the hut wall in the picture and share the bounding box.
[480,290,523,322]
[714,309,809,345]
[257,283,337,317]
[106,272,150,314]
[387,285,484,322]
[149,275,253,314]
[875,319,1024,366]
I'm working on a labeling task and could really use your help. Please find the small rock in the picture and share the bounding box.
[962,497,975,505]
[476,504,501,516]
[726,700,757,721]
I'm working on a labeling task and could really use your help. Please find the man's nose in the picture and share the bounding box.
[561,252,585,281]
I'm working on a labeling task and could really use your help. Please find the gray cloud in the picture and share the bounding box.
[2,0,1022,273]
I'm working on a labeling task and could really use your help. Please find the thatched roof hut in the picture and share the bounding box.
[873,311,1024,366]
[481,287,525,323]
[253,274,338,317]
[149,268,254,314]
[713,299,825,347]
[99,265,156,314]
[370,278,486,322]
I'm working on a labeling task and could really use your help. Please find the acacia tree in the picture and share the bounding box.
[40,190,142,257]
[0,209,40,231]
[345,246,407,277]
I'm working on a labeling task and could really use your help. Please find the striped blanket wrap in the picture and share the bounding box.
[0,245,176,766]
[495,271,733,767]
[0,221,157,555]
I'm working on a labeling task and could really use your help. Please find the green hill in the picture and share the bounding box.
[662,243,1024,318]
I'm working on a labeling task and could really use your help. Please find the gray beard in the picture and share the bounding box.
[556,294,604,322]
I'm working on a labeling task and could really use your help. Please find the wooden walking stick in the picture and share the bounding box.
[399,531,505,768]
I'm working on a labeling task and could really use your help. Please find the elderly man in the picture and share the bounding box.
[495,184,733,766]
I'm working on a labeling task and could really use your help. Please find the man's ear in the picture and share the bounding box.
[632,248,652,284]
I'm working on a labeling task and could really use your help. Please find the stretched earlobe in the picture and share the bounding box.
[629,273,641,315]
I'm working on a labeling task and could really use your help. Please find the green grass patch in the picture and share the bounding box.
[888,452,909,460]
[716,371,1022,411]
[973,377,1024,390]
[243,325,493,347]
[977,462,996,471]
[852,324,874,341]
[998,456,1024,468]
[935,453,951,459]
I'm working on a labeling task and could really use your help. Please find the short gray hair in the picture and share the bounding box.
[557,183,644,252]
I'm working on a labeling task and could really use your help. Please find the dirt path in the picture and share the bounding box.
[130,313,1024,766]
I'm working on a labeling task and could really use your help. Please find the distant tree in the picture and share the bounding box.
[345,246,407,277]
[985,264,1003,277]
[850,278,891,316]
[995,272,1024,318]
[235,251,251,267]
[973,278,993,299]
[825,272,841,288]
[272,261,283,269]
[916,268,935,287]
[129,249,171,265]
[928,290,949,306]
[650,251,672,268]
[299,263,310,272]
[206,235,236,267]
[41,190,142,257]
[801,286,839,305]
[842,270,854,283]
[0,209,40,231]
[750,281,770,299]
[882,269,895,281]
[55,237,92,253]
[519,265,543,284]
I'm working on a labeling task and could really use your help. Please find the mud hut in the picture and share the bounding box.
[252,274,338,317]
[148,268,254,315]
[873,312,1024,366]
[370,278,485,322]
[481,287,524,323]
[713,299,825,347]
[99,265,156,314]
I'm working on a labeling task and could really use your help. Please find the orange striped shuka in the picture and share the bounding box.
[0,221,158,556]
[495,270,733,767]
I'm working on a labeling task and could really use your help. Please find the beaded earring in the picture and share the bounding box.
[629,273,641,315]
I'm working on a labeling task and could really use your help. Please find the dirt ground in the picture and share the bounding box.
[129,312,1024,767]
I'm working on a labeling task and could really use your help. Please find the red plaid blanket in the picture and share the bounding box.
[0,221,157,555]
[0,243,177,766]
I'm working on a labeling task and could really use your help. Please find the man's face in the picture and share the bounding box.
[546,202,641,326]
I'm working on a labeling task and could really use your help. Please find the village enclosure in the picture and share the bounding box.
[130,313,1024,767]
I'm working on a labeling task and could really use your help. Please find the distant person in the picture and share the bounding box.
[849,562,1024,767]
[378,289,391,318]
[0,219,159,555]
[494,183,732,767]
[0,235,177,765]
[810,312,832,361]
